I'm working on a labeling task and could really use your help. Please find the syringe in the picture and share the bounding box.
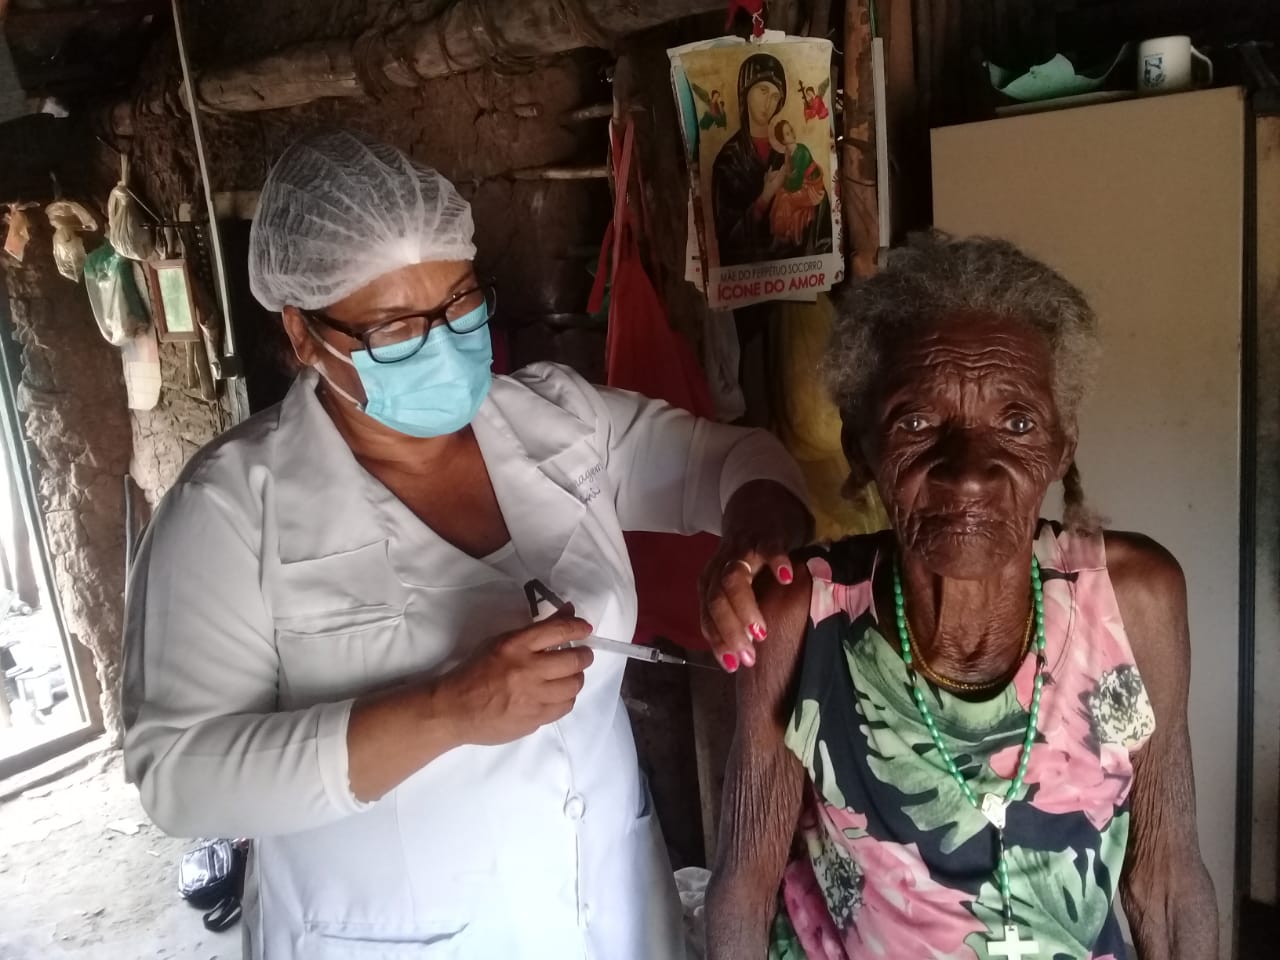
[559,635,699,667]
[527,577,713,668]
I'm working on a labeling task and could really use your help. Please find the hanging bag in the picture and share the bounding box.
[106,157,156,262]
[4,204,33,262]
[588,120,720,650]
[83,242,147,345]
[45,201,98,281]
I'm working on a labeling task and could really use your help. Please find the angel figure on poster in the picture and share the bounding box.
[765,118,829,246]
[691,83,728,131]
[799,78,831,121]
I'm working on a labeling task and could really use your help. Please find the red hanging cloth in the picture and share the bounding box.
[588,120,720,650]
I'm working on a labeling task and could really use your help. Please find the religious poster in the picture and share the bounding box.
[671,34,843,310]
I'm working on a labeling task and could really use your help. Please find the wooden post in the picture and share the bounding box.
[769,0,805,35]
[1250,108,1280,917]
[9,481,38,610]
[0,418,37,610]
[881,0,926,236]
[841,0,879,278]
[809,0,834,39]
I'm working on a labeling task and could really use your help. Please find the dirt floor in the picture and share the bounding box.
[0,752,230,960]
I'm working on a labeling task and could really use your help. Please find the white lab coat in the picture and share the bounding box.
[122,363,805,960]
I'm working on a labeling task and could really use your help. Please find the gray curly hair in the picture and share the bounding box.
[824,232,1103,530]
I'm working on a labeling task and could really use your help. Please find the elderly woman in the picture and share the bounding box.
[122,132,810,960]
[706,235,1216,959]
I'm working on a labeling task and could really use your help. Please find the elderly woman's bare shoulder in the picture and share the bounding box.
[755,534,886,651]
[1102,530,1188,610]
[1101,531,1190,703]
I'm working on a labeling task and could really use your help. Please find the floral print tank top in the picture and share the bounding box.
[773,524,1156,960]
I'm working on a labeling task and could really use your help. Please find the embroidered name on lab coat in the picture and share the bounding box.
[574,463,605,504]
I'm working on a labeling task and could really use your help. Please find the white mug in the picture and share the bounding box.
[1137,36,1213,94]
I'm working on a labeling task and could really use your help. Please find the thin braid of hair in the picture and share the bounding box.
[1062,461,1102,534]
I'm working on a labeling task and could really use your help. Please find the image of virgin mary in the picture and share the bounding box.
[710,52,833,267]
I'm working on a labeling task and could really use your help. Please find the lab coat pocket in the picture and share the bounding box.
[271,540,410,706]
[275,611,406,706]
[301,922,469,959]
[271,540,409,620]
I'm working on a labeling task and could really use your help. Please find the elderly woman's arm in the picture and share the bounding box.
[1109,533,1217,960]
[705,569,810,958]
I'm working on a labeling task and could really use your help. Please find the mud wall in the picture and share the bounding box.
[1,222,134,742]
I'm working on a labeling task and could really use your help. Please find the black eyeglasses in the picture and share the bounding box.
[303,282,497,364]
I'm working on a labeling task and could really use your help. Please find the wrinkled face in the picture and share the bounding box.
[747,80,782,127]
[854,313,1075,579]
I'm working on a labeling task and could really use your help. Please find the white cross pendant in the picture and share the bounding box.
[981,793,1008,830]
[988,924,1039,959]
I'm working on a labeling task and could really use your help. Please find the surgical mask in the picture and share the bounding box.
[310,303,493,438]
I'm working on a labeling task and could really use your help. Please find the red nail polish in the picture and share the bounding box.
[778,566,794,585]
[722,653,739,672]
[748,622,768,642]
[740,647,756,667]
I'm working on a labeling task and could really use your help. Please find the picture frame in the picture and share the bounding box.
[145,259,201,342]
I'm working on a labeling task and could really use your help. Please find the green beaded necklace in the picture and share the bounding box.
[892,556,1047,959]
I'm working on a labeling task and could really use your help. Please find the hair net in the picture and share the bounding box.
[248,131,477,312]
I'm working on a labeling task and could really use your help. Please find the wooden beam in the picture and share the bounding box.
[192,41,361,112]
[194,0,727,113]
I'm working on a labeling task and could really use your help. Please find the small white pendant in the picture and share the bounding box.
[989,924,1039,958]
[981,793,1008,830]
